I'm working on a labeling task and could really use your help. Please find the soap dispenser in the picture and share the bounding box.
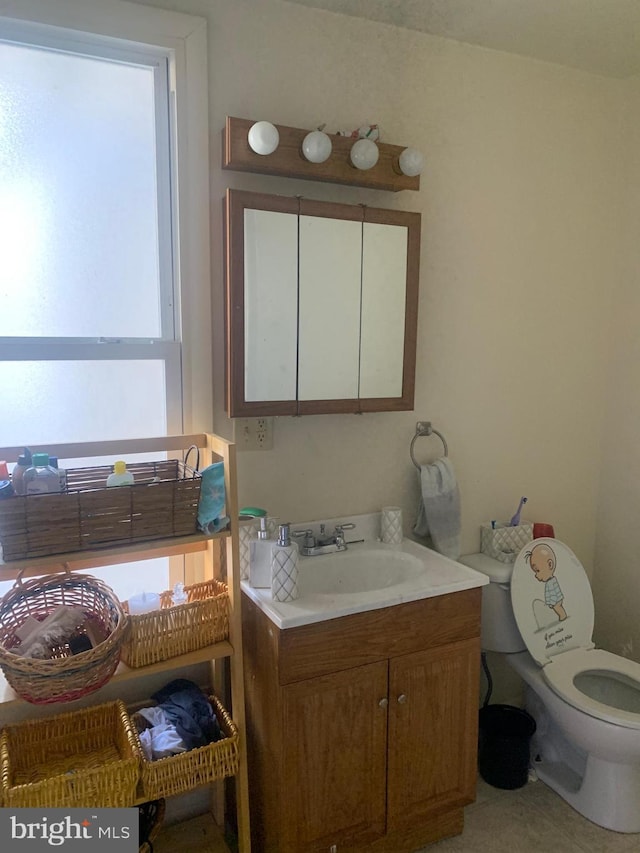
[271,522,299,602]
[249,516,273,588]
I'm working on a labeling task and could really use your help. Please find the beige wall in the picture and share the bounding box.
[136,0,631,652]
[591,77,639,661]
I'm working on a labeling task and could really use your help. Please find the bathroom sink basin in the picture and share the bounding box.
[299,549,425,595]
[240,513,489,630]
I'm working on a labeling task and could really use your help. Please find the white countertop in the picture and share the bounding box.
[241,531,488,630]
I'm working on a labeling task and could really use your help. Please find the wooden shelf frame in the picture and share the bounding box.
[222,116,420,192]
[0,531,228,581]
[0,433,251,853]
[0,642,234,710]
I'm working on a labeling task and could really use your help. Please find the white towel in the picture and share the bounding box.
[413,457,461,560]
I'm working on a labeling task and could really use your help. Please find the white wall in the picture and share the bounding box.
[135,0,628,647]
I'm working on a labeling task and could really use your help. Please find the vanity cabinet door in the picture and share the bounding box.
[281,661,388,852]
[386,638,480,831]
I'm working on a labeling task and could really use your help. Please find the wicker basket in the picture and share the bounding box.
[134,694,239,800]
[0,459,201,562]
[0,700,142,808]
[0,571,128,704]
[121,579,229,669]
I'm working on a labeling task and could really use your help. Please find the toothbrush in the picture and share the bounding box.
[510,496,528,527]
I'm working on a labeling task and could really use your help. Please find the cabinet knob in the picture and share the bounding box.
[378,697,389,709]
[397,693,407,704]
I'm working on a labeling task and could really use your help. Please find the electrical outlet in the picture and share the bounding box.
[234,417,274,451]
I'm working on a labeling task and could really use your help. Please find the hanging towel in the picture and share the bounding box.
[413,457,461,560]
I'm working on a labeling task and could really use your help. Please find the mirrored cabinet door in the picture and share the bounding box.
[360,220,408,399]
[225,189,420,418]
[359,206,421,413]
[244,208,298,402]
[298,210,362,402]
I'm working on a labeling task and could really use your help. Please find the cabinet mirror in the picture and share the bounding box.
[224,189,421,417]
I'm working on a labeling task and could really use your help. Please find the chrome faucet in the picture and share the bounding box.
[293,522,357,556]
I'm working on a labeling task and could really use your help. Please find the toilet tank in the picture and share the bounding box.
[459,553,526,653]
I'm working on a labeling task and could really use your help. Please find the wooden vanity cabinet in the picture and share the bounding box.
[242,587,482,853]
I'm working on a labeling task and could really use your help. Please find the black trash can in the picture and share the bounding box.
[478,704,536,790]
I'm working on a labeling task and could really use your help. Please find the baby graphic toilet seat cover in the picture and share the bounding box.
[510,538,594,665]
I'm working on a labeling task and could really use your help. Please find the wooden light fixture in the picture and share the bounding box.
[222,116,421,193]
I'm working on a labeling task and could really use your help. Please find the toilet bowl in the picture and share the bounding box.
[461,540,640,834]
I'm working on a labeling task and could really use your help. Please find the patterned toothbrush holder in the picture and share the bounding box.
[380,506,403,546]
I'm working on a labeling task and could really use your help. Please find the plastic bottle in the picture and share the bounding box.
[249,516,273,588]
[23,453,62,495]
[271,522,299,602]
[47,456,68,493]
[171,582,188,607]
[106,460,135,487]
[11,448,32,496]
[0,462,11,499]
[0,480,14,499]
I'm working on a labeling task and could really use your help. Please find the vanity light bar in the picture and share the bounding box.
[222,116,420,193]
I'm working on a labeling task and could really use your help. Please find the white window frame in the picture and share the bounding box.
[0,0,212,434]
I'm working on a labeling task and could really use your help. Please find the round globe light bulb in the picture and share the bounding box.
[350,138,379,170]
[302,130,332,164]
[248,121,280,156]
[398,147,424,177]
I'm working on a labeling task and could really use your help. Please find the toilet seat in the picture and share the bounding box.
[511,538,595,665]
[543,647,640,729]
[511,538,640,727]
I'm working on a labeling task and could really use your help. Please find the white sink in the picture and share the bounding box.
[299,548,425,595]
[241,517,489,630]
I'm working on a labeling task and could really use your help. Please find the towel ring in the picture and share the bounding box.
[410,421,448,470]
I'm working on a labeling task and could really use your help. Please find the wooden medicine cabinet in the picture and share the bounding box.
[224,189,421,417]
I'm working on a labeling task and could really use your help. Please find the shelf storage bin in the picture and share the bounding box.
[121,579,229,668]
[0,700,142,808]
[135,694,239,800]
[0,571,128,704]
[0,458,201,561]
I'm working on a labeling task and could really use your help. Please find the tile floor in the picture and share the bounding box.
[421,775,640,853]
[157,776,640,852]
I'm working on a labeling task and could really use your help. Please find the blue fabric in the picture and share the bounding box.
[152,678,222,749]
[197,462,227,533]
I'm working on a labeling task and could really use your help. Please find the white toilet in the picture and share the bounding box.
[461,539,640,834]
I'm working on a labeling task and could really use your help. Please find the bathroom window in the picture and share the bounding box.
[0,2,210,600]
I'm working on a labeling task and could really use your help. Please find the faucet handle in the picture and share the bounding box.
[335,522,355,533]
[292,528,316,548]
